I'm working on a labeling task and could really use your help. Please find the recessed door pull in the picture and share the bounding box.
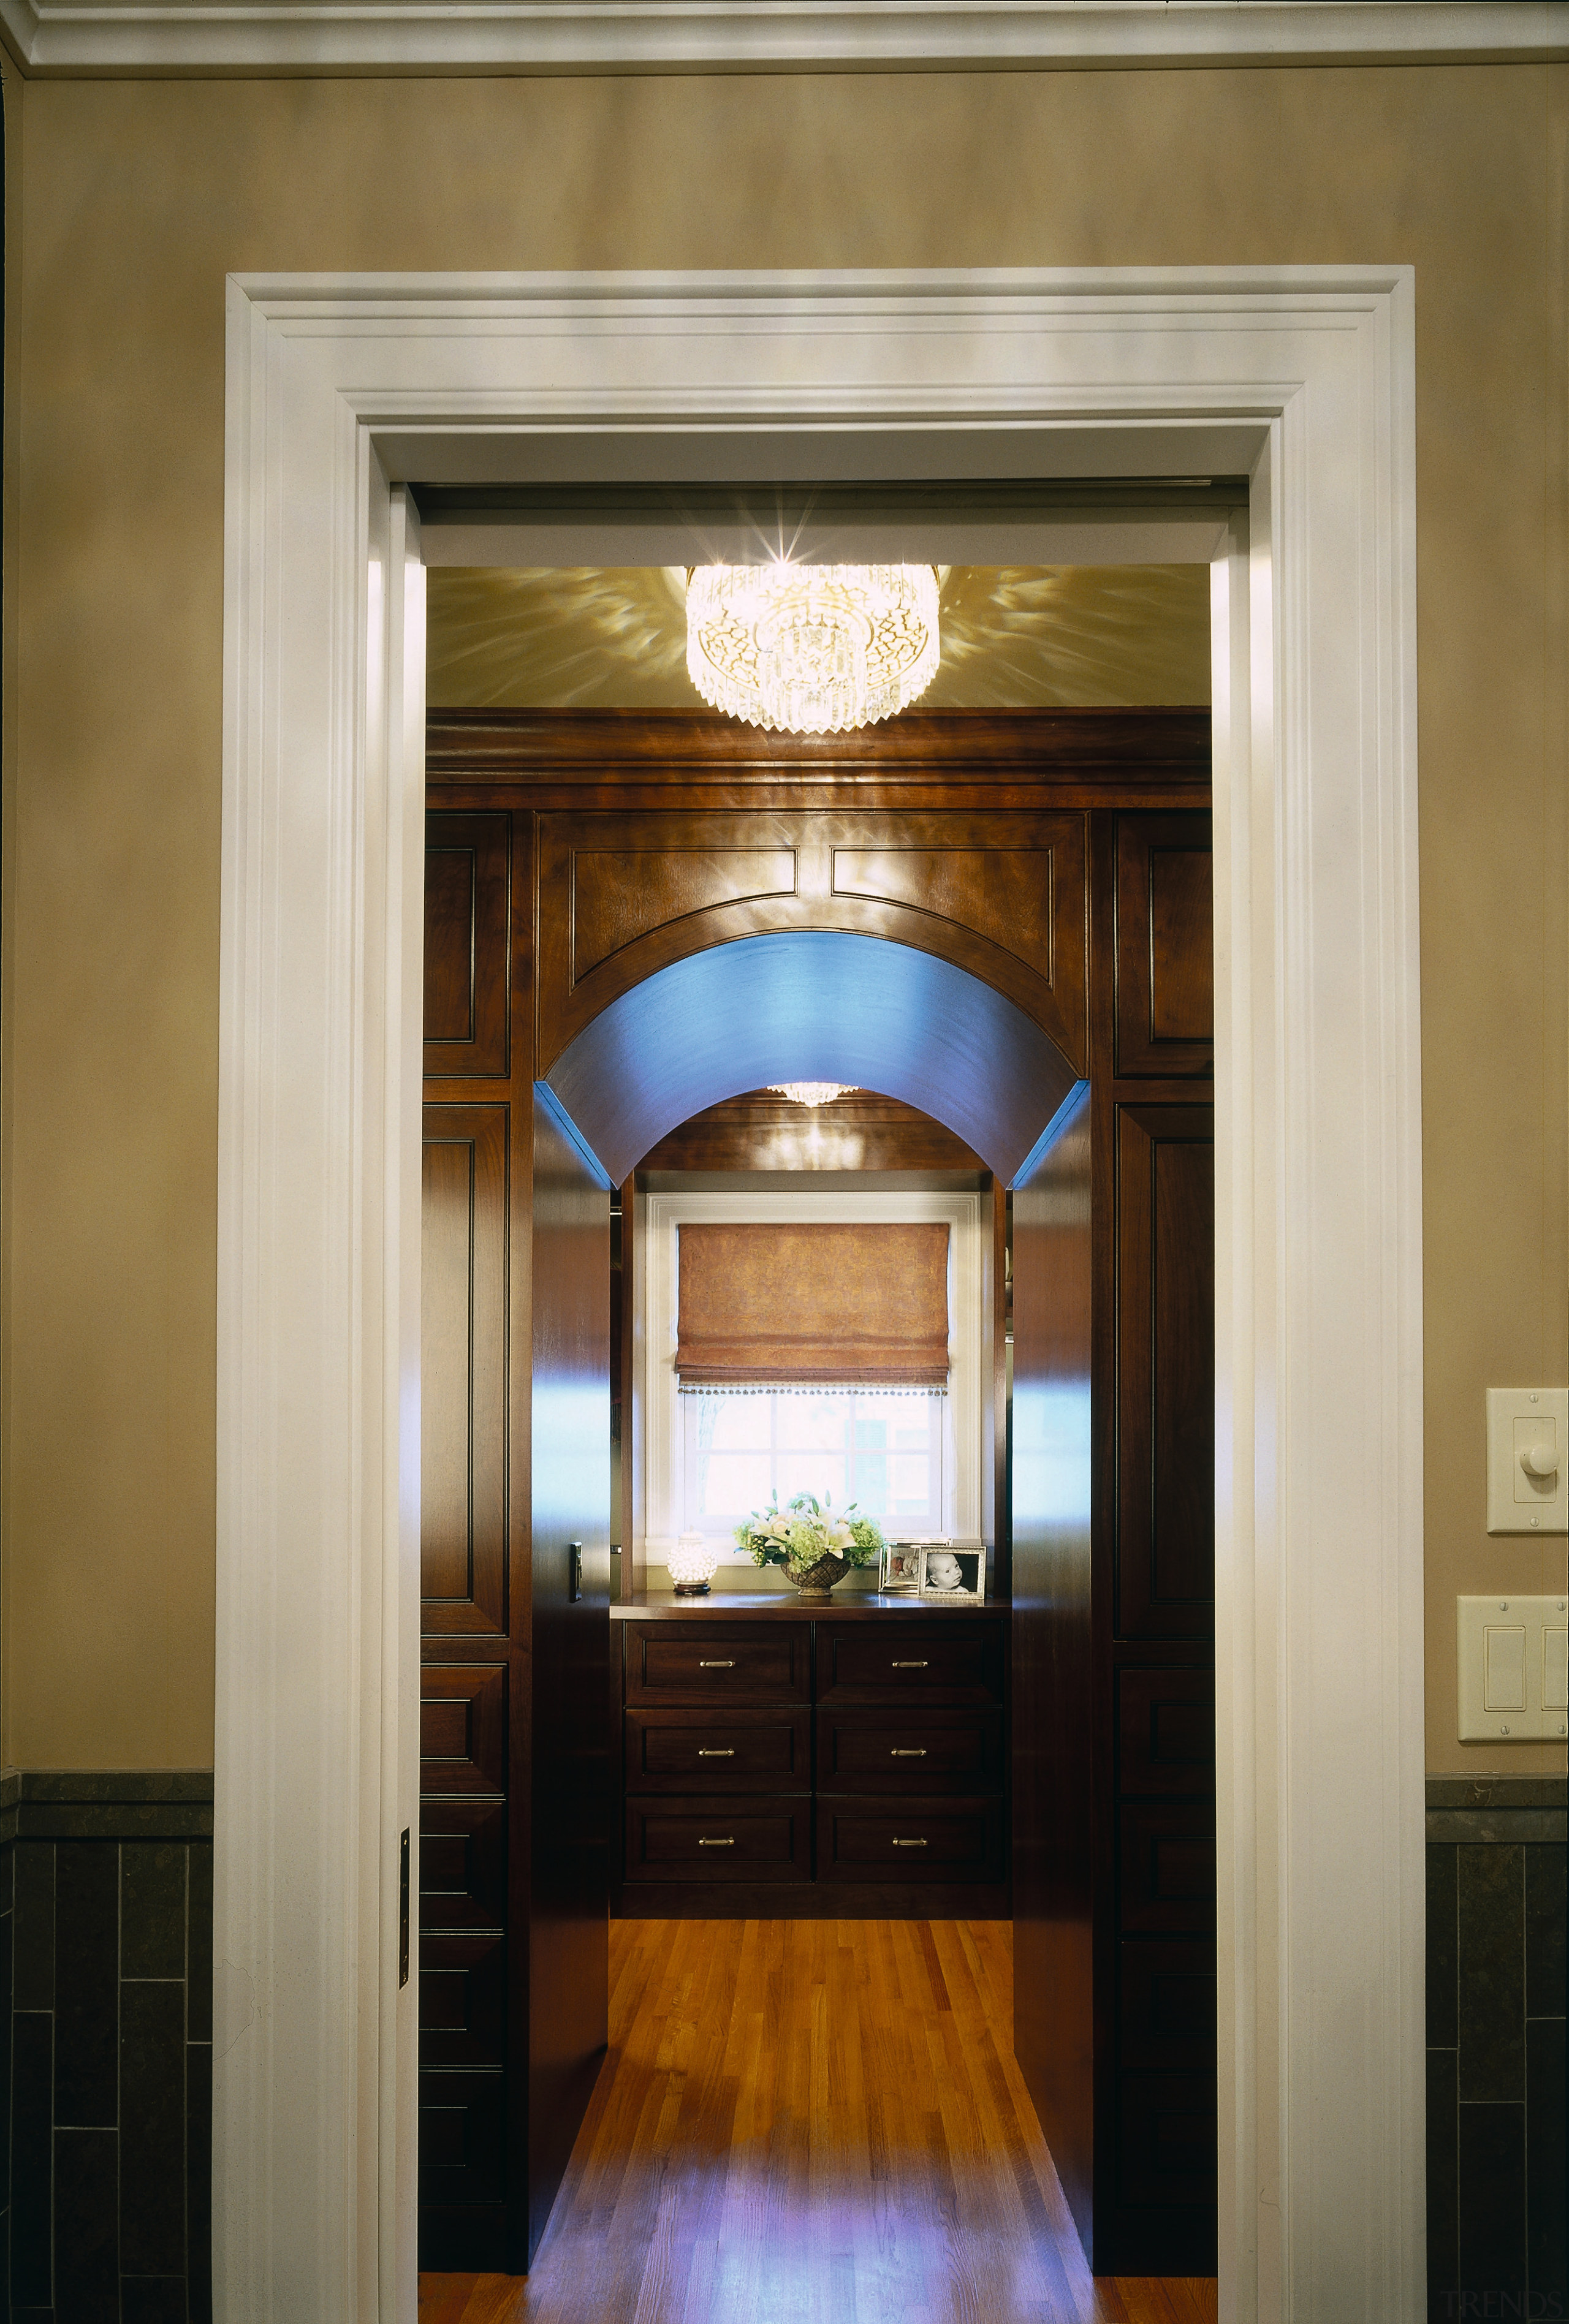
[698,1836,735,1847]
[699,1659,736,1668]
[697,1747,735,1757]
[891,1837,927,1848]
[890,1747,927,1757]
[891,1659,929,1668]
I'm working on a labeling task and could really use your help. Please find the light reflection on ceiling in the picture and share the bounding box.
[425,564,1210,710]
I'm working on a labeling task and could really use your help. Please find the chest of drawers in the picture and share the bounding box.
[612,1595,1010,1918]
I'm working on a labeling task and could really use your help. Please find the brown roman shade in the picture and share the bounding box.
[676,1221,950,1389]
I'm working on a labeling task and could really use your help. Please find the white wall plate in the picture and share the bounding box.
[1457,1595,1569,1741]
[1486,1387,1568,1534]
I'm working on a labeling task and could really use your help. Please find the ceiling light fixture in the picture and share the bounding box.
[686,562,940,735]
[769,1083,857,1109]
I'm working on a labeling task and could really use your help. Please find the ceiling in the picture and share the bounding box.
[425,564,1211,712]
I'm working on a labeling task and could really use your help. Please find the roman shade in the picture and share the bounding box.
[676,1221,950,1390]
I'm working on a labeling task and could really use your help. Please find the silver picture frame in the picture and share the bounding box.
[879,1539,923,1593]
[916,1539,986,1603]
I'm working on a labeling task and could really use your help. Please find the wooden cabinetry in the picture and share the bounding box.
[613,1599,1009,1918]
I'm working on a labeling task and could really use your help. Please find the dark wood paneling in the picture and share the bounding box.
[1118,1804,1218,1936]
[419,1799,507,1932]
[420,1666,507,1797]
[1115,1106,1215,1643]
[417,2071,507,2219]
[420,1934,506,2068]
[815,1706,1003,1796]
[1117,1668,1216,1798]
[421,1107,509,1635]
[574,846,798,980]
[637,1088,984,1175]
[424,811,510,1079]
[427,705,1213,781]
[624,1797,811,1882]
[816,1621,1003,1706]
[528,1091,612,2265]
[1115,2072,1219,2216]
[817,1796,1005,1883]
[625,1624,811,1705]
[537,808,1087,1078]
[1118,1940,1218,2072]
[625,1705,811,1793]
[1010,1085,1096,2256]
[1114,813,1214,1078]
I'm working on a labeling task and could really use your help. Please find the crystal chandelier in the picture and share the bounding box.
[686,562,940,735]
[769,1083,857,1109]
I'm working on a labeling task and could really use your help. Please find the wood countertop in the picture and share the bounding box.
[611,1589,1009,1621]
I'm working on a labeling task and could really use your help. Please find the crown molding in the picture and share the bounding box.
[1,0,1564,80]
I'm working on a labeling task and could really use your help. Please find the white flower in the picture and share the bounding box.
[831,1522,853,1547]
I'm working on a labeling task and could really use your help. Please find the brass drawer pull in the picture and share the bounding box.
[698,1836,735,1847]
[697,1747,735,1758]
[890,1747,927,1757]
[699,1659,737,1669]
[891,1837,927,1848]
[891,1659,929,1668]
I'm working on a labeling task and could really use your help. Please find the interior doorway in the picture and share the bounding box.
[417,706,1215,2286]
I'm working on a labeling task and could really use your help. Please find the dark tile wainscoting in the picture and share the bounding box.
[1427,1776,1568,2324]
[0,1772,213,2323]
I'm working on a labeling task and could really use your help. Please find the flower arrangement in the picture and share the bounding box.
[735,1490,887,1596]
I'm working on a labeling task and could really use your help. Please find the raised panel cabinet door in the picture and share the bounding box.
[1116,1668,1216,1798]
[424,810,511,1080]
[421,1107,509,1635]
[419,1932,507,2068]
[420,1665,507,1798]
[419,1798,507,1933]
[1118,1938,1218,2073]
[1114,812,1214,1078]
[1117,1803,1217,1936]
[1115,1106,1215,1641]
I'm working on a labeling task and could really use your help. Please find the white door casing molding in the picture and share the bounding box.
[218,268,1423,2323]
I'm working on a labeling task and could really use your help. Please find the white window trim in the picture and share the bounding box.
[639,1186,985,1562]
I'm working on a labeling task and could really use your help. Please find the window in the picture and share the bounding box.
[639,1188,987,1562]
[682,1388,945,1537]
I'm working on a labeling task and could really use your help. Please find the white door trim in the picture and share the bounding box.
[217,267,1423,2324]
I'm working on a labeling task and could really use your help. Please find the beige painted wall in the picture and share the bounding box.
[2,62,1565,1771]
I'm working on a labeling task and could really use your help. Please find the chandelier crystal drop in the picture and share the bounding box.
[769,1083,857,1109]
[686,562,940,735]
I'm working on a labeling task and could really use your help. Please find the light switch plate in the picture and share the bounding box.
[1457,1594,1569,1741]
[1486,1388,1568,1534]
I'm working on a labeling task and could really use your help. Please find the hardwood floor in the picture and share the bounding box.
[419,1920,1217,2324]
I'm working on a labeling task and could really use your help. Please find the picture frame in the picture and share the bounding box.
[879,1539,923,1593]
[916,1540,986,1603]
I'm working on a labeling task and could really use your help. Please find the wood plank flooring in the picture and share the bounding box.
[419,1919,1217,2324]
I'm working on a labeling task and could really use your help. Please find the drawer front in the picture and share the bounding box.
[816,1621,1003,1705]
[1119,1802,1217,1934]
[816,1795,1004,1883]
[1118,1667,1215,1797]
[624,1795,810,1883]
[625,1705,811,1793]
[624,1622,810,1705]
[816,1706,1003,1796]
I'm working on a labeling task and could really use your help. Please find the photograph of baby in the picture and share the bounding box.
[916,1542,986,1603]
[879,1541,922,1592]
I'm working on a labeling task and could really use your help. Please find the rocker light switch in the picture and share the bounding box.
[1486,1388,1568,1534]
[1459,1595,1569,1740]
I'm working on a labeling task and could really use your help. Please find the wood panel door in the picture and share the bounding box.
[526,1092,611,2261]
[1012,806,1216,2277]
